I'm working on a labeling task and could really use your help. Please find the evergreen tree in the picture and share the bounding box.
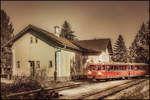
[129,22,149,63]
[1,9,14,78]
[60,20,76,41]
[112,34,128,63]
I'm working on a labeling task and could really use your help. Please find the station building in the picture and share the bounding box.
[4,24,113,82]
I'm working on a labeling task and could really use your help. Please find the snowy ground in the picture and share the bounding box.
[105,79,149,99]
[1,78,14,84]
[59,79,132,99]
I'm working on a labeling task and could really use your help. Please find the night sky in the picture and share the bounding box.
[1,1,149,48]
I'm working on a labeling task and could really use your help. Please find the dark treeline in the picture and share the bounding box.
[112,22,149,64]
[1,9,14,78]
[129,22,149,64]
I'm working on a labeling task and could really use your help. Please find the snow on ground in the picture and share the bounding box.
[1,78,14,84]
[59,79,132,98]
[105,79,149,99]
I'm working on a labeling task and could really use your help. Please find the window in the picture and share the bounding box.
[98,65,101,70]
[129,66,133,70]
[49,61,52,68]
[35,37,38,43]
[89,65,95,70]
[101,65,105,70]
[134,66,139,70]
[114,66,119,70]
[30,37,33,43]
[108,65,113,71]
[36,61,40,68]
[120,66,126,70]
[16,61,20,68]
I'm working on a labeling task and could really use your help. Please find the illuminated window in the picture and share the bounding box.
[16,61,20,68]
[36,61,40,68]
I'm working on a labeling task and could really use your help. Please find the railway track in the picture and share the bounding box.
[2,79,147,99]
[78,79,146,99]
[2,79,110,99]
[58,79,146,99]
[2,82,82,99]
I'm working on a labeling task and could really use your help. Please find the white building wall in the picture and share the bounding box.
[60,50,75,77]
[12,33,55,78]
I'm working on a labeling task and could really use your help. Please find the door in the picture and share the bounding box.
[29,61,35,77]
[128,65,134,77]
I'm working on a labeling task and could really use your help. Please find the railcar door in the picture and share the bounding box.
[128,65,134,77]
[119,65,128,79]
[107,65,114,79]
[114,65,119,78]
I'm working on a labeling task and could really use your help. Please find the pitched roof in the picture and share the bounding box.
[3,24,80,51]
[74,39,111,52]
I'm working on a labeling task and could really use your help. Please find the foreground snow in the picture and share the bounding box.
[59,79,132,98]
[105,79,149,99]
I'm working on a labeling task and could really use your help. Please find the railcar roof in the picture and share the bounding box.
[89,63,149,66]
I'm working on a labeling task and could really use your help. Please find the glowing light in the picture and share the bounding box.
[87,70,92,75]
[99,52,109,63]
[97,71,102,75]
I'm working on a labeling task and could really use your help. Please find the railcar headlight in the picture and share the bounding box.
[87,70,92,75]
[97,72,102,75]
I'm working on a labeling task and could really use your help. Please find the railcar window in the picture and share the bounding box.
[139,66,144,70]
[88,65,93,70]
[101,65,105,70]
[134,66,138,70]
[98,66,101,70]
[144,66,148,70]
[95,66,98,70]
[129,66,133,70]
[89,65,96,70]
[120,66,122,70]
[108,65,113,71]
[114,66,119,70]
[120,66,126,70]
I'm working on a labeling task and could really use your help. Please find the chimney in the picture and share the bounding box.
[54,26,60,37]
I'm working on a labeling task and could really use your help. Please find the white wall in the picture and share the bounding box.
[12,33,55,77]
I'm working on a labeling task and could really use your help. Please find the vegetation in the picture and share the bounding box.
[129,22,149,63]
[1,76,41,96]
[1,9,14,78]
[60,20,76,41]
[112,34,128,63]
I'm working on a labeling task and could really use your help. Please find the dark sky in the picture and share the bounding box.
[1,1,149,48]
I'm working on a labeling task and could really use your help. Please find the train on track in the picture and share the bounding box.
[85,63,149,81]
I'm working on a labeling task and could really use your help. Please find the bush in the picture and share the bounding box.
[1,76,42,96]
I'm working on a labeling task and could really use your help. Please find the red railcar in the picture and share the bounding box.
[86,63,149,80]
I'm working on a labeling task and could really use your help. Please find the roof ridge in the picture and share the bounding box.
[78,38,110,41]
[3,24,80,51]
